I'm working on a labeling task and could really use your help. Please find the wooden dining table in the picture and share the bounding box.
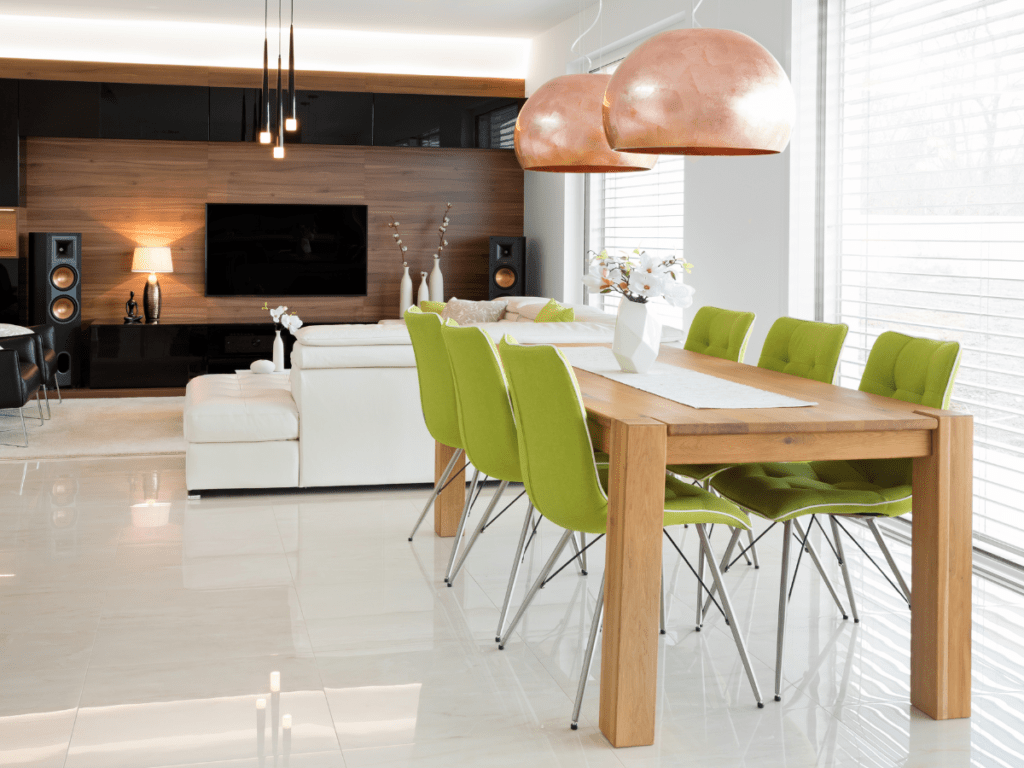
[433,344,973,748]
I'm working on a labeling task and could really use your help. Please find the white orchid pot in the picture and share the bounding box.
[613,299,662,373]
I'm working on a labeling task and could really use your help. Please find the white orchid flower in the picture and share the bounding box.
[270,305,288,323]
[663,280,696,308]
[628,270,665,298]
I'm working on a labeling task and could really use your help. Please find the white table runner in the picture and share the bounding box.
[561,347,817,410]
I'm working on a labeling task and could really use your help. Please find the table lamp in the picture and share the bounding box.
[132,247,173,324]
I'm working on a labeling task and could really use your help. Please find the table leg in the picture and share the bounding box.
[600,417,667,747]
[911,412,973,720]
[434,441,465,538]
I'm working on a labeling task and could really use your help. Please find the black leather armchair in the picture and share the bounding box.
[0,334,43,446]
[27,324,59,418]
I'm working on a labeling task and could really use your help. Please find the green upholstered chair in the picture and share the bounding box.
[684,305,756,363]
[497,336,764,728]
[405,307,468,543]
[710,330,962,702]
[670,317,849,570]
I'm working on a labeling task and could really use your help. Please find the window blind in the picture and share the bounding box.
[824,0,1024,563]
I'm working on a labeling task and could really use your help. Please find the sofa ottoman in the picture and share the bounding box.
[184,373,300,493]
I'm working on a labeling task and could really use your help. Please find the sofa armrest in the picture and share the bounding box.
[1,333,38,368]
[0,348,26,407]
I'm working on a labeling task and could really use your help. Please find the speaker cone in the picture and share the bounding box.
[495,267,517,289]
[50,296,78,322]
[50,265,78,291]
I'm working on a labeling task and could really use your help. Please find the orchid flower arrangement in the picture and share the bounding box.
[583,249,695,307]
[265,303,304,334]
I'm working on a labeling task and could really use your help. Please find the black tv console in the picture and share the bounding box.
[87,322,367,389]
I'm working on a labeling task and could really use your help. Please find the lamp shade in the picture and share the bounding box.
[603,28,795,156]
[514,74,657,173]
[131,247,174,273]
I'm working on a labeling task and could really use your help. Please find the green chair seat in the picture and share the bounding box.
[684,306,756,363]
[711,460,912,523]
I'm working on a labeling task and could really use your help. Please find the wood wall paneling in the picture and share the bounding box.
[0,58,525,98]
[23,137,524,325]
[0,210,15,256]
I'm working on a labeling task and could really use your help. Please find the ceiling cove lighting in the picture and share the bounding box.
[514,0,654,173]
[286,0,298,132]
[259,0,271,144]
[603,27,795,156]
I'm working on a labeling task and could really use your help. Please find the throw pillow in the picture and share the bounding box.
[420,300,446,315]
[534,298,575,323]
[441,298,508,325]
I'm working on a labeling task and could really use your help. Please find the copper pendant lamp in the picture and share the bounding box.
[514,74,657,173]
[603,28,795,156]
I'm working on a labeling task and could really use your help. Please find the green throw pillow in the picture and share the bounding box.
[420,300,446,315]
[534,298,575,323]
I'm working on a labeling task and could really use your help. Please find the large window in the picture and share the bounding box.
[821,0,1024,563]
[586,63,686,330]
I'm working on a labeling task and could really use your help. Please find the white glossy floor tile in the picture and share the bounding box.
[2,456,1024,768]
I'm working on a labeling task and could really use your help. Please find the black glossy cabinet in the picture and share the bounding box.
[99,83,209,141]
[373,94,521,148]
[292,91,374,145]
[0,80,19,207]
[88,323,303,389]
[19,80,101,138]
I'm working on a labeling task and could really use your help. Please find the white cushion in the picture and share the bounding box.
[291,344,416,370]
[184,374,298,443]
[441,297,508,325]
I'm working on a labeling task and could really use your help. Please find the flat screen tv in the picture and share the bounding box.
[205,203,368,297]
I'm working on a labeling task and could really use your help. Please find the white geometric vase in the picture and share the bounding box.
[613,299,662,374]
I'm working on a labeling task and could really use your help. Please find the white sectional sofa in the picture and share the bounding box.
[183,296,681,493]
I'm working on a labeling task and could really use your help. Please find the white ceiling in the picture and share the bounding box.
[0,0,583,37]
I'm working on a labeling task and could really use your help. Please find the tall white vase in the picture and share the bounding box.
[417,271,430,305]
[428,254,444,302]
[613,300,662,373]
[399,265,413,317]
[273,328,285,372]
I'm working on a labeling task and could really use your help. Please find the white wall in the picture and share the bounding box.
[524,0,794,356]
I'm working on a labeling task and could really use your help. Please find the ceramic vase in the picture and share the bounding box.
[429,254,444,302]
[399,265,413,317]
[613,299,661,373]
[273,328,285,372]
[417,271,430,305]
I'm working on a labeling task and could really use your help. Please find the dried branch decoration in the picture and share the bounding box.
[386,215,408,267]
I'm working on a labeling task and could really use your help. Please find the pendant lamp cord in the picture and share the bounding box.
[570,0,602,72]
[692,0,705,28]
[265,0,268,35]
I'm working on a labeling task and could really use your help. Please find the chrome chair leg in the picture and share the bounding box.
[54,378,62,404]
[408,447,463,541]
[831,517,860,623]
[867,518,912,606]
[660,567,666,635]
[496,502,535,642]
[447,480,508,586]
[443,466,480,583]
[775,520,793,701]
[697,524,763,707]
[701,527,741,620]
[0,408,29,447]
[695,539,705,630]
[571,571,606,730]
[569,531,587,576]
[747,528,759,569]
[792,519,848,620]
[579,533,588,574]
[40,386,52,420]
[499,529,573,649]
[29,391,45,426]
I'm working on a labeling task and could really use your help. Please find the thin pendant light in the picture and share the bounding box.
[514,0,655,173]
[273,0,285,158]
[259,0,271,144]
[602,0,795,155]
[286,0,298,131]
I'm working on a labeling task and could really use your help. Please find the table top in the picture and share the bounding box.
[571,346,940,436]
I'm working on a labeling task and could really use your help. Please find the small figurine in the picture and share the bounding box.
[124,291,142,324]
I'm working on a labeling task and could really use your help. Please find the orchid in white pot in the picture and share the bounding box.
[583,249,695,373]
[265,304,304,371]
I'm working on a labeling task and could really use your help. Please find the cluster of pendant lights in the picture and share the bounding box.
[260,0,298,158]
[514,27,796,172]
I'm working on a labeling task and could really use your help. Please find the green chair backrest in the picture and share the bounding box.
[684,306,757,363]
[441,325,522,483]
[757,317,849,384]
[405,308,462,449]
[498,337,609,535]
[859,331,961,409]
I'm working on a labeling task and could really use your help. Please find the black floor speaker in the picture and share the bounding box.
[29,233,83,388]
[489,236,526,300]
